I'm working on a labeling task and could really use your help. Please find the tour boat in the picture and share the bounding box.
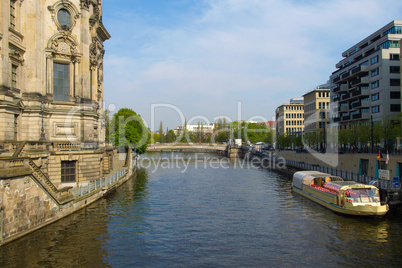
[291,171,389,217]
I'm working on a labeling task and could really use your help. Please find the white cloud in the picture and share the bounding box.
[103,0,402,128]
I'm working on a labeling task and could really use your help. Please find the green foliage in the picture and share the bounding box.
[216,131,228,143]
[228,121,274,144]
[110,108,148,154]
[159,121,164,143]
[165,130,177,143]
[276,135,291,148]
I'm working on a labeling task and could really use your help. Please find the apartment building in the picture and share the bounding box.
[275,98,304,136]
[303,86,331,133]
[330,21,402,127]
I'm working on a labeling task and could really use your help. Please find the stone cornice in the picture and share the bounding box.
[97,22,111,42]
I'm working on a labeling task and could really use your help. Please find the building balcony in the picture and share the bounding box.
[339,84,348,92]
[340,105,349,112]
[351,89,369,97]
[351,113,370,121]
[341,72,350,80]
[350,65,370,78]
[333,86,341,93]
[333,117,341,122]
[350,77,369,87]
[333,76,341,83]
[352,100,370,108]
[341,93,350,100]
[332,95,340,102]
[342,115,351,121]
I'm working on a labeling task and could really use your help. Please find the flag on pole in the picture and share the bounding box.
[386,151,390,164]
[377,151,383,159]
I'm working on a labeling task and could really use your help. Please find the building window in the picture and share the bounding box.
[390,104,401,112]
[383,26,402,35]
[390,66,400,73]
[10,0,16,29]
[371,68,379,77]
[390,54,399,60]
[372,106,380,113]
[378,40,400,49]
[53,62,70,102]
[390,79,400,86]
[371,81,379,89]
[61,161,76,182]
[371,93,380,101]
[57,8,71,29]
[370,55,378,65]
[390,91,401,99]
[11,64,17,89]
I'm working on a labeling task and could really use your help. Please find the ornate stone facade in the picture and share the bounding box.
[0,0,112,187]
[1,0,110,143]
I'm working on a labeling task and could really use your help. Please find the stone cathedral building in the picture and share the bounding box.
[0,0,114,187]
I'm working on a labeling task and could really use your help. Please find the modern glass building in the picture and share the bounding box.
[330,20,402,127]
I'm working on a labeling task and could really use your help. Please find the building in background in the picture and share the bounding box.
[0,0,112,187]
[275,98,304,137]
[175,124,215,135]
[303,85,331,150]
[330,20,402,127]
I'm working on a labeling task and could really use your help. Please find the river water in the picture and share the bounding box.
[1,152,402,267]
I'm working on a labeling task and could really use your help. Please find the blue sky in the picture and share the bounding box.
[102,0,402,131]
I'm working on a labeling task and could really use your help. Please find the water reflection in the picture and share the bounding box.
[1,152,402,267]
[0,201,110,267]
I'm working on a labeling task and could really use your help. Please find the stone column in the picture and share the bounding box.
[90,65,97,101]
[73,59,80,98]
[69,62,74,101]
[46,54,52,95]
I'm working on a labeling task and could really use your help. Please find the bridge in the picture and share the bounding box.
[147,143,227,153]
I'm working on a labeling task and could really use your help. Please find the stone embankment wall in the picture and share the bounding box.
[0,153,136,246]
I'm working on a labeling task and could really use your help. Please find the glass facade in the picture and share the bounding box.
[383,26,402,35]
[377,40,400,50]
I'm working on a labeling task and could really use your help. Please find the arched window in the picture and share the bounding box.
[57,8,71,29]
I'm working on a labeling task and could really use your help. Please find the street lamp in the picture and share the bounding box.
[39,99,46,141]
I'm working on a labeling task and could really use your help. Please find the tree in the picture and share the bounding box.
[111,108,148,154]
[357,123,370,148]
[159,121,164,143]
[165,130,176,143]
[216,132,227,143]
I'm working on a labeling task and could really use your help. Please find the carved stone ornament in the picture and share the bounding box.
[80,0,91,9]
[47,33,79,57]
[89,38,105,66]
[9,44,25,64]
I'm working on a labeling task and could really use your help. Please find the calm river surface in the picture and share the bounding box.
[1,152,402,267]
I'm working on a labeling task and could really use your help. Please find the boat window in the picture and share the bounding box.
[344,188,379,203]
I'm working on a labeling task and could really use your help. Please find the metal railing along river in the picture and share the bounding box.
[72,169,126,197]
[285,159,401,191]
